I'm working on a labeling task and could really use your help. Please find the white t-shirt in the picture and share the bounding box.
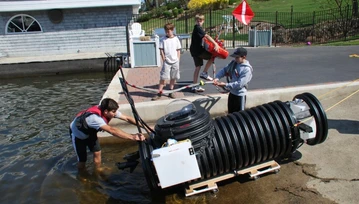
[159,36,181,64]
[70,110,122,140]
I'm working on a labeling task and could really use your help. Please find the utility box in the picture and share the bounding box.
[151,140,201,188]
[249,27,272,47]
[129,36,161,68]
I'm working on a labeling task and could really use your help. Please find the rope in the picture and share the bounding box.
[122,79,212,94]
[293,78,359,126]
[318,78,359,99]
[325,88,359,112]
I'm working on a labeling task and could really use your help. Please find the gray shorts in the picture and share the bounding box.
[160,61,180,80]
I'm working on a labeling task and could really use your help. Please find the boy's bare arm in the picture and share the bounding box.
[100,124,145,141]
[160,49,165,61]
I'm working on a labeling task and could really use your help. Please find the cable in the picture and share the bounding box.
[117,63,155,136]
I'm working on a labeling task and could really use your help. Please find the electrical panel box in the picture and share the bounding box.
[151,140,201,188]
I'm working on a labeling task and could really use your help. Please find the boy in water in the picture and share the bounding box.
[70,98,145,170]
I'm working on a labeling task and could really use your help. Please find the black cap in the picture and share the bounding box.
[230,47,247,57]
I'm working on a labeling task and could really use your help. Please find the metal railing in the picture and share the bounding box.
[104,53,124,73]
[132,4,359,48]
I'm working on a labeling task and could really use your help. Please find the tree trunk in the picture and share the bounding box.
[353,0,358,17]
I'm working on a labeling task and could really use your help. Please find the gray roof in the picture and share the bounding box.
[0,0,141,12]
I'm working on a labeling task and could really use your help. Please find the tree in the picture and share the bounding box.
[326,0,358,16]
[324,0,357,39]
[143,0,166,10]
[353,0,358,16]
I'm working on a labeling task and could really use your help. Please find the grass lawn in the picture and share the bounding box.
[243,0,343,12]
[321,38,359,46]
[139,1,354,35]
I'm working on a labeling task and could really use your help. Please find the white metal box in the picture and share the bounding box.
[151,140,201,188]
[129,35,161,68]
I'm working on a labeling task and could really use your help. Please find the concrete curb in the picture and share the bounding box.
[115,81,359,123]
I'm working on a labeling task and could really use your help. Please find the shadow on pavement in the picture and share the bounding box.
[192,96,222,113]
[328,119,359,135]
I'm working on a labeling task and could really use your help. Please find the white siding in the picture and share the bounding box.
[0,7,131,57]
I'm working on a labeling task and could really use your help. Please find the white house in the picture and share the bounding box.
[0,0,141,58]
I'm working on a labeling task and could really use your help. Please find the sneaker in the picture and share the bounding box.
[191,86,205,93]
[168,93,176,99]
[200,72,213,81]
[151,93,161,101]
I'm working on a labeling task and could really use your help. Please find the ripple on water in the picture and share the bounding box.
[0,73,116,203]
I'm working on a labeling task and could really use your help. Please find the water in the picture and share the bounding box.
[0,72,151,203]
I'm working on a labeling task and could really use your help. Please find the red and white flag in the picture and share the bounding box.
[232,0,255,25]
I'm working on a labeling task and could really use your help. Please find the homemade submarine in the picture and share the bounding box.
[119,92,328,196]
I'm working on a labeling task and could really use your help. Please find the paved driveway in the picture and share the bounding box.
[120,45,359,103]
[179,45,359,90]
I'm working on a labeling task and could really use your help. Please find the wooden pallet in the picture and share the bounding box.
[237,160,280,180]
[185,160,280,197]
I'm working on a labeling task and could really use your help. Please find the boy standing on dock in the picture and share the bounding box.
[214,47,253,113]
[152,22,182,101]
[190,14,219,92]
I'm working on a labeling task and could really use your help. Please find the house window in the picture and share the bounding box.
[6,14,42,34]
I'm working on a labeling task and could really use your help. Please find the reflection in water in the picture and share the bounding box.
[0,72,151,203]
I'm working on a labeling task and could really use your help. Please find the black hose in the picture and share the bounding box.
[153,105,212,148]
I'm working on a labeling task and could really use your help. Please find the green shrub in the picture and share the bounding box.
[137,13,151,22]
[167,2,181,10]
[152,6,168,18]
[163,11,172,19]
[213,0,229,10]
[178,8,184,14]
[172,8,179,18]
